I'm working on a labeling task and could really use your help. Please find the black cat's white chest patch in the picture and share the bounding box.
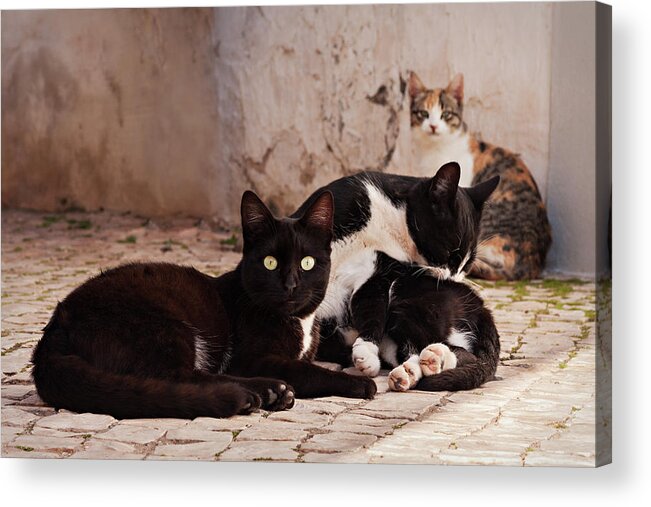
[297,312,316,359]
[193,334,212,372]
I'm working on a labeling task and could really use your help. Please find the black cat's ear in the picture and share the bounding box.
[241,191,275,236]
[407,71,427,98]
[466,176,500,211]
[447,73,464,105]
[299,190,334,236]
[429,162,461,208]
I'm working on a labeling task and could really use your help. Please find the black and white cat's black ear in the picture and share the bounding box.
[407,71,427,98]
[429,162,461,208]
[241,190,275,236]
[299,190,334,236]
[447,73,464,105]
[466,176,500,211]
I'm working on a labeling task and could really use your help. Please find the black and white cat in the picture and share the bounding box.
[293,162,499,376]
[342,251,500,392]
[32,190,376,420]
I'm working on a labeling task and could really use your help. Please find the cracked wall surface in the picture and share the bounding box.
[2,4,552,223]
[2,4,606,275]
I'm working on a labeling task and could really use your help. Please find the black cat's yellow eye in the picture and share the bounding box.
[263,256,278,271]
[301,256,315,271]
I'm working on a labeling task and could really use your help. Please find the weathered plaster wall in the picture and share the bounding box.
[2,4,552,220]
[2,9,224,217]
[2,4,604,274]
[212,3,553,220]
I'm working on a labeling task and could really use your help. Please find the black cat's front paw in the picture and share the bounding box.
[241,378,296,411]
[348,376,377,399]
[237,389,263,415]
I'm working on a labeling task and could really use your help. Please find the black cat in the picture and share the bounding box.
[343,252,500,392]
[32,191,376,420]
[293,162,500,376]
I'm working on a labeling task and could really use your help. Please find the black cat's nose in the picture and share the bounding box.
[285,274,299,294]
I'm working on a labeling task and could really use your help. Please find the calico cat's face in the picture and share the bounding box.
[408,72,465,139]
[406,162,499,280]
[240,191,334,317]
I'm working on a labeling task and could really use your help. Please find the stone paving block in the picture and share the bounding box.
[34,412,116,432]
[400,417,488,436]
[1,347,34,375]
[524,451,595,467]
[2,447,64,459]
[479,422,556,443]
[438,449,523,466]
[361,391,443,413]
[190,414,265,431]
[10,392,48,407]
[218,440,299,462]
[538,437,595,456]
[266,409,331,426]
[165,426,234,442]
[236,421,308,441]
[311,395,367,407]
[1,406,41,427]
[94,424,166,445]
[29,426,94,439]
[326,421,394,437]
[453,436,529,453]
[71,440,143,460]
[333,412,405,428]
[300,431,377,453]
[351,408,420,421]
[302,451,371,463]
[368,452,445,465]
[1,424,25,442]
[1,384,36,400]
[9,434,85,453]
[118,418,190,430]
[291,398,348,415]
[152,437,232,460]
[2,368,35,383]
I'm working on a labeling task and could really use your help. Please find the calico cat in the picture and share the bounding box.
[293,162,499,377]
[408,71,552,280]
[346,252,500,392]
[32,190,376,420]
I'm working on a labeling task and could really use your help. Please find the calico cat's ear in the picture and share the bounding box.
[299,190,334,236]
[466,176,500,211]
[407,71,427,98]
[429,162,461,208]
[447,73,464,104]
[241,190,275,236]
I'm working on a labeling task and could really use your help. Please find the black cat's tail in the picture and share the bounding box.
[32,320,257,420]
[415,309,500,392]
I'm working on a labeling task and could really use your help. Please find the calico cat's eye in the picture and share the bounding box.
[301,256,316,271]
[263,256,278,271]
[416,110,429,120]
[441,111,453,121]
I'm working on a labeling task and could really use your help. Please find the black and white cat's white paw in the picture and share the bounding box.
[352,338,381,377]
[388,355,422,392]
[419,343,458,376]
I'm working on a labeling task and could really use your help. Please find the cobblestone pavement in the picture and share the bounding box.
[1,210,608,466]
